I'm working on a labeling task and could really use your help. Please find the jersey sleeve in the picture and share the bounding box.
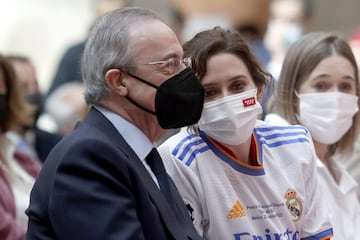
[301,132,334,239]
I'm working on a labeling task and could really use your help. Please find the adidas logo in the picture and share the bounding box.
[227,200,246,219]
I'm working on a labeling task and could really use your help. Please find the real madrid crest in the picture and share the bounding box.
[284,188,303,222]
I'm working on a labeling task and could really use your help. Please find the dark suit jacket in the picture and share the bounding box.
[34,128,63,163]
[26,107,201,240]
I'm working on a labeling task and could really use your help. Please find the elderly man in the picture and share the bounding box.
[26,7,204,240]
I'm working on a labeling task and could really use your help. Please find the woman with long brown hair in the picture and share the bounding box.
[0,54,41,240]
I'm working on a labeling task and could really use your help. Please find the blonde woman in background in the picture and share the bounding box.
[266,31,360,239]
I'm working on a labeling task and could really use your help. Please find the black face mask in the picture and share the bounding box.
[126,67,205,129]
[0,94,7,124]
[26,92,44,122]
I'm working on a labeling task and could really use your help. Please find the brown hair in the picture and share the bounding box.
[0,54,34,132]
[183,26,272,87]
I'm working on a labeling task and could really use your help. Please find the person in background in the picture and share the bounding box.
[264,0,313,81]
[266,31,360,239]
[7,56,43,117]
[44,82,86,135]
[46,0,126,97]
[158,27,333,239]
[171,0,271,67]
[259,0,314,120]
[0,53,41,240]
[26,7,204,240]
[348,26,360,70]
[7,56,62,162]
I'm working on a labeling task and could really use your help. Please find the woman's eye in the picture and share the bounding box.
[204,89,217,99]
[340,82,355,92]
[205,90,215,97]
[313,82,327,91]
[230,82,245,92]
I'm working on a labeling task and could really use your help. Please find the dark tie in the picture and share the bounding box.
[146,148,175,205]
[146,148,201,240]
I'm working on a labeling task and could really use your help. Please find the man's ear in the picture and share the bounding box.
[257,84,264,102]
[105,69,128,96]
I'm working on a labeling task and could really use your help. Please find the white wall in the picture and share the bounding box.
[0,0,95,93]
[0,0,174,93]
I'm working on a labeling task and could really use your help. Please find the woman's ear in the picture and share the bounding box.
[105,69,128,96]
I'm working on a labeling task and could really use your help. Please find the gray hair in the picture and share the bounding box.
[81,7,162,104]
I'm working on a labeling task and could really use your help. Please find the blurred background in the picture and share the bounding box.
[0,0,360,94]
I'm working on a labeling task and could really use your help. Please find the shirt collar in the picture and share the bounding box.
[94,105,153,161]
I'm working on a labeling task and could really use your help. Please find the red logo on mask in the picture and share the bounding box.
[243,97,256,107]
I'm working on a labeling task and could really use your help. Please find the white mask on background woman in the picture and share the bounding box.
[198,88,263,145]
[296,91,359,144]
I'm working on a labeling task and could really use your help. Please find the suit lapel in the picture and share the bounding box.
[126,148,189,239]
[84,107,189,239]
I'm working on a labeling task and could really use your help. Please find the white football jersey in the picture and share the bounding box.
[316,157,360,239]
[159,120,333,240]
[265,112,360,239]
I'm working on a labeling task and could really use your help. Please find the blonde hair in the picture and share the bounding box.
[268,32,360,156]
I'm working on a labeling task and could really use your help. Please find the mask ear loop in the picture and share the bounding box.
[127,72,159,89]
[125,96,156,115]
[124,72,158,115]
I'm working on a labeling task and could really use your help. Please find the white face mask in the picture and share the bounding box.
[198,88,263,145]
[297,92,359,144]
